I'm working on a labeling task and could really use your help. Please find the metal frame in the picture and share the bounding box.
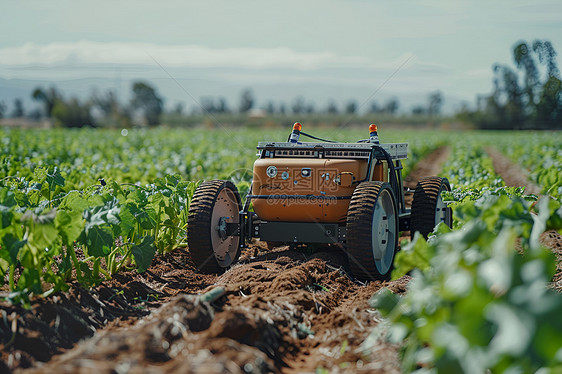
[237,141,412,247]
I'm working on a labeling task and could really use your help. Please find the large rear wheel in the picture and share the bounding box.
[346,182,398,281]
[187,180,242,273]
[410,176,452,239]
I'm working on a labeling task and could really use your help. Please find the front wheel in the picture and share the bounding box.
[346,182,399,281]
[187,180,242,273]
[410,176,452,239]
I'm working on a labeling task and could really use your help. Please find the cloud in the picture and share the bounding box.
[0,41,375,71]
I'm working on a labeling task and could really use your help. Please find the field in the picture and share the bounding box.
[1,126,562,373]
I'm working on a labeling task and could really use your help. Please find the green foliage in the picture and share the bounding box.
[32,86,61,118]
[131,81,163,126]
[492,132,562,199]
[380,133,562,372]
[371,192,562,373]
[1,127,560,311]
[0,126,445,305]
[460,38,561,129]
[0,164,198,304]
[442,143,504,191]
[52,97,94,128]
[131,235,156,273]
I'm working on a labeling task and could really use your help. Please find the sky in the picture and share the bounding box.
[1,0,562,114]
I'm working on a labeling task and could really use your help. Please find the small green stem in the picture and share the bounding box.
[9,265,16,291]
[67,245,84,283]
[106,251,116,275]
[93,258,101,281]
[98,266,111,280]
[115,248,132,272]
[120,183,149,191]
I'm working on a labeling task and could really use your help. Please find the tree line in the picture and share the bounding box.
[0,82,164,128]
[1,39,559,129]
[458,39,561,129]
[0,83,444,128]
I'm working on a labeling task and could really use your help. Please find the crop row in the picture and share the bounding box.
[492,132,562,198]
[374,139,562,372]
[0,127,446,305]
[0,170,197,306]
[0,127,447,187]
[1,127,559,312]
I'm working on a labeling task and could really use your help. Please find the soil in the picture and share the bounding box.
[3,244,407,374]
[486,147,542,196]
[403,146,451,207]
[1,145,561,374]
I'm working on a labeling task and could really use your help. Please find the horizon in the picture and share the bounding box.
[1,1,562,115]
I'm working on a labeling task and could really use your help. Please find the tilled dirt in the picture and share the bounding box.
[2,145,561,373]
[403,146,450,207]
[542,230,562,291]
[486,147,542,195]
[5,244,407,374]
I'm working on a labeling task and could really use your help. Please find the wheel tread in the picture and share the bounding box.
[410,176,451,239]
[187,180,241,273]
[346,182,398,281]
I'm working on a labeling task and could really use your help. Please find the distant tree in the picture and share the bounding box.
[368,101,381,114]
[32,86,61,118]
[345,100,357,114]
[494,64,525,128]
[92,89,131,128]
[131,81,163,126]
[0,101,6,118]
[513,41,540,116]
[200,96,216,114]
[384,98,400,115]
[279,103,287,115]
[306,103,315,114]
[93,90,119,117]
[172,102,185,115]
[265,101,275,114]
[533,40,560,78]
[535,75,562,124]
[457,38,561,129]
[52,97,93,128]
[327,101,339,114]
[11,99,25,118]
[291,96,306,114]
[28,109,42,121]
[239,88,254,113]
[217,97,229,113]
[428,91,443,116]
[533,40,562,126]
[412,106,426,115]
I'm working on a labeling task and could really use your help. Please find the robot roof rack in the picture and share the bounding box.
[256,142,408,160]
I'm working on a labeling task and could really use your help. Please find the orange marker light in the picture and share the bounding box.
[289,122,302,143]
[369,123,379,144]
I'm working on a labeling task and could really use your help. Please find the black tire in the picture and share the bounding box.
[187,180,242,273]
[346,182,399,281]
[410,176,452,239]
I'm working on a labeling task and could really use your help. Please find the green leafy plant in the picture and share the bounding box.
[369,194,562,373]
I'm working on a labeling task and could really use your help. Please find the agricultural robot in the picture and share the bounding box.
[187,124,452,281]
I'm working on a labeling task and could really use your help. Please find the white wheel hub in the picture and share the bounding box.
[210,188,240,267]
[434,186,451,228]
[370,189,396,275]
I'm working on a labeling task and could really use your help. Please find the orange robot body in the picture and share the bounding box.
[252,156,388,223]
[186,123,455,282]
